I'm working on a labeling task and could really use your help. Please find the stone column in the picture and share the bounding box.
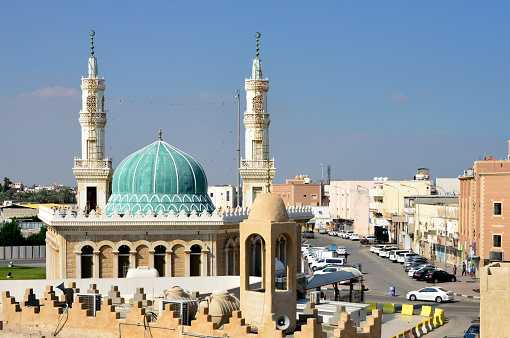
[225,248,231,275]
[148,249,155,269]
[93,250,100,278]
[201,249,210,277]
[112,251,119,278]
[251,244,256,276]
[235,247,240,276]
[184,249,191,277]
[166,250,173,277]
[130,250,137,270]
[75,251,81,279]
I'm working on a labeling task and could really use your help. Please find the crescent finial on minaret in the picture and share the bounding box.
[255,32,261,58]
[159,126,162,141]
[90,30,95,57]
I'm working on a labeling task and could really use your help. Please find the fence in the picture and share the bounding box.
[0,245,46,260]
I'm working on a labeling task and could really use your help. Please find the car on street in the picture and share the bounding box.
[412,267,437,281]
[370,244,393,254]
[406,287,454,303]
[407,264,436,277]
[389,250,411,262]
[404,260,429,271]
[318,228,328,234]
[350,233,360,241]
[302,230,315,238]
[342,231,354,239]
[310,258,346,271]
[336,246,347,255]
[328,230,337,236]
[360,236,378,245]
[397,252,419,263]
[463,324,480,338]
[424,270,457,283]
[379,247,398,257]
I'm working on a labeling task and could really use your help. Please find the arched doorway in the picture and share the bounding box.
[81,245,93,279]
[118,245,130,278]
[154,245,166,277]
[190,244,202,276]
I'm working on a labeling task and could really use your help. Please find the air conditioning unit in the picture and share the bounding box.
[158,299,198,325]
[489,251,504,262]
[76,293,101,316]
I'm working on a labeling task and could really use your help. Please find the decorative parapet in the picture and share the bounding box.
[39,204,313,226]
[73,157,113,169]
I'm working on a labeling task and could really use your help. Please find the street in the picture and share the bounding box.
[303,234,480,337]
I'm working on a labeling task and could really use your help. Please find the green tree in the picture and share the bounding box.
[0,220,26,246]
[27,225,47,246]
[2,177,12,192]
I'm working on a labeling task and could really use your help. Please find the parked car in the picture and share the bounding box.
[337,230,346,237]
[342,231,354,239]
[302,230,315,238]
[360,236,378,245]
[408,264,436,277]
[463,324,480,338]
[424,270,457,283]
[318,228,328,234]
[371,244,392,254]
[379,247,398,257]
[389,250,411,262]
[404,260,429,271]
[406,287,454,303]
[328,230,337,236]
[412,267,437,281]
[336,246,347,255]
[397,252,419,263]
[350,233,360,241]
[310,258,346,271]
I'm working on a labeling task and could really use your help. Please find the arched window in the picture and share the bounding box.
[118,245,130,278]
[81,245,93,279]
[190,245,202,277]
[154,245,166,277]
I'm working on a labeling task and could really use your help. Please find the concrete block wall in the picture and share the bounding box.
[0,246,45,260]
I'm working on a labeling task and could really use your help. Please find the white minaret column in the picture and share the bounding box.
[240,33,276,208]
[73,31,114,213]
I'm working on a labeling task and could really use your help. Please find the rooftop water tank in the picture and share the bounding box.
[125,266,159,278]
[200,289,240,328]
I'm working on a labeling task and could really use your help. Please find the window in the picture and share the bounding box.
[494,202,502,215]
[493,234,502,247]
[311,194,318,200]
[226,191,230,201]
[210,192,214,197]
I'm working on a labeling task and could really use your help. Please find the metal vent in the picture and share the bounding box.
[76,293,101,316]
[489,251,504,262]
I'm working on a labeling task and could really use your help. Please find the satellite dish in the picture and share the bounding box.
[275,315,290,331]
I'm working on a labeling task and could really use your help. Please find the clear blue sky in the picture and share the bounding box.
[2,1,510,187]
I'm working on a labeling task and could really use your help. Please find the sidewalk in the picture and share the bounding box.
[439,273,480,299]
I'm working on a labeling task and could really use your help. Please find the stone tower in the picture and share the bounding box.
[240,33,276,208]
[73,31,114,212]
[240,193,297,332]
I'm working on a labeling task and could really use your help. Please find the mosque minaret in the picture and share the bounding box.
[240,33,276,208]
[72,31,114,212]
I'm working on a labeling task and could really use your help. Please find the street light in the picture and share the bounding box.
[427,184,448,271]
[384,184,400,247]
[357,185,370,236]
[401,184,420,255]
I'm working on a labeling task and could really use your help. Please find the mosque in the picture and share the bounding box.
[39,32,312,280]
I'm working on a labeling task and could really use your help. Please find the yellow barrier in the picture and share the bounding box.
[420,305,433,317]
[383,303,395,314]
[434,308,445,325]
[402,304,414,315]
[366,302,377,313]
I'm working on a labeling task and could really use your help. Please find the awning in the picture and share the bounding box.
[307,220,316,224]
[305,267,362,289]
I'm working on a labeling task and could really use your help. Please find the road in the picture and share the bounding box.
[303,234,480,337]
[0,259,46,268]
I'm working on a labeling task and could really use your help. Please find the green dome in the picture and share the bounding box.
[104,140,214,214]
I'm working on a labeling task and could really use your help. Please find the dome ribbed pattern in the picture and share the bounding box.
[104,140,214,215]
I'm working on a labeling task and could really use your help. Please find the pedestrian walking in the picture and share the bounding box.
[453,264,457,276]
[344,251,348,262]
[462,262,466,276]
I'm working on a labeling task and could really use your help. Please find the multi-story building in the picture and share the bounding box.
[459,150,510,277]
[403,195,459,266]
[208,185,238,210]
[272,175,323,207]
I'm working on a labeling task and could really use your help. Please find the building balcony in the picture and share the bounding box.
[74,158,112,169]
[369,202,382,211]
[369,189,383,197]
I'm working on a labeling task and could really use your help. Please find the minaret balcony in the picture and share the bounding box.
[74,157,112,169]
[241,158,275,169]
[245,79,269,91]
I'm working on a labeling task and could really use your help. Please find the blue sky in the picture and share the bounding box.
[2,1,510,187]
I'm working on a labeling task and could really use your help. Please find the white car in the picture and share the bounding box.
[310,258,346,271]
[408,264,437,277]
[350,233,360,241]
[336,246,347,255]
[389,250,411,262]
[371,245,393,254]
[406,287,454,303]
[379,247,398,257]
[343,231,354,239]
[397,252,419,263]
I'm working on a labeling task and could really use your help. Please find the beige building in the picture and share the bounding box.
[480,262,510,337]
[459,151,510,276]
[272,175,324,208]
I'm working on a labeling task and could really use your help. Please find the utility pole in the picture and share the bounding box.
[236,89,241,208]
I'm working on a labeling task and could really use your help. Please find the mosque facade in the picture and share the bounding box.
[40,33,312,280]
